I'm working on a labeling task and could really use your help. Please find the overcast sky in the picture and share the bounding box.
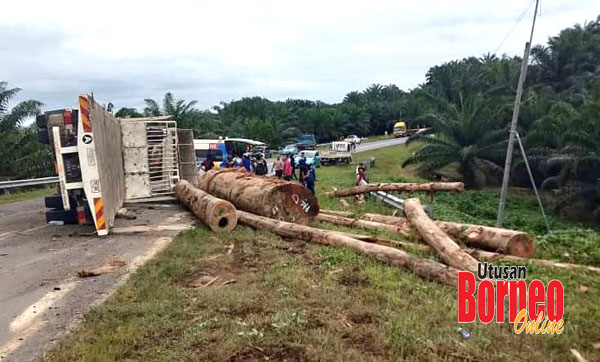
[1,0,598,112]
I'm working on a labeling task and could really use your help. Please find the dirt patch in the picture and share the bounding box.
[337,271,370,287]
[342,330,386,356]
[348,312,376,325]
[228,344,308,362]
[181,267,238,289]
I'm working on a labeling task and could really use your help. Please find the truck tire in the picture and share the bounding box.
[36,114,47,128]
[45,209,78,224]
[38,128,50,144]
[45,195,77,210]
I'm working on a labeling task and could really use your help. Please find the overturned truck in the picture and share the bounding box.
[37,94,197,235]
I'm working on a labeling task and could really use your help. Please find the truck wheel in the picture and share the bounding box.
[38,128,50,144]
[45,195,77,210]
[45,209,78,224]
[36,114,47,128]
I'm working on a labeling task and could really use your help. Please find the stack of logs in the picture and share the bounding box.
[175,170,599,287]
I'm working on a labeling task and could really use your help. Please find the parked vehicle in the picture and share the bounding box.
[296,134,317,151]
[321,141,353,165]
[295,150,321,167]
[252,145,272,159]
[280,144,298,156]
[194,139,227,169]
[344,135,362,145]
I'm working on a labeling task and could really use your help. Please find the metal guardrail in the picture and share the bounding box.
[0,176,59,190]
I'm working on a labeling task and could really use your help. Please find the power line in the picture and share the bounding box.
[493,0,536,55]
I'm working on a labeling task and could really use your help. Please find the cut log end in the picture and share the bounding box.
[506,234,536,258]
[206,201,238,232]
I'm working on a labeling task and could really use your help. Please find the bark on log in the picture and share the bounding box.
[325,182,464,197]
[315,213,411,238]
[175,180,237,232]
[197,168,319,224]
[403,198,479,274]
[362,213,535,258]
[320,209,356,217]
[237,210,459,286]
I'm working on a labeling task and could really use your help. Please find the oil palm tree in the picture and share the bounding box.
[402,92,506,187]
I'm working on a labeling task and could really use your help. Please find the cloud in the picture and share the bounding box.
[0,0,598,113]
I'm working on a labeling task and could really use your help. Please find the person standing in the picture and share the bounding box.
[306,164,316,194]
[200,156,214,171]
[290,153,297,180]
[242,154,252,172]
[298,159,309,188]
[282,155,292,181]
[254,154,268,176]
[221,154,234,168]
[273,156,283,178]
[355,166,367,203]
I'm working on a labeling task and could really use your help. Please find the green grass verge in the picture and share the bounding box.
[0,187,54,205]
[45,143,600,361]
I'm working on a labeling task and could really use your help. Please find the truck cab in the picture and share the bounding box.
[393,121,407,138]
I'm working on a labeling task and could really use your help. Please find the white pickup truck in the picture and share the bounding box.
[344,135,362,145]
[321,141,353,165]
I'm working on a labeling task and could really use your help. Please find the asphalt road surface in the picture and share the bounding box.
[0,199,195,361]
[0,135,409,361]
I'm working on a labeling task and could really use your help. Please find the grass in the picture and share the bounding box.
[0,187,54,205]
[45,143,600,361]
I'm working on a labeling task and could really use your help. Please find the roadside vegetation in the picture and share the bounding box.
[46,144,599,362]
[0,187,54,205]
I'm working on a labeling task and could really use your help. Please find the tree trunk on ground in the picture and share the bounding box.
[325,182,464,198]
[403,198,479,274]
[464,249,600,275]
[362,213,535,258]
[175,180,237,232]
[197,169,319,224]
[339,230,600,275]
[237,210,459,286]
[320,209,355,217]
[315,213,411,238]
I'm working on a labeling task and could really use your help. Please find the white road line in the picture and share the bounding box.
[0,225,49,242]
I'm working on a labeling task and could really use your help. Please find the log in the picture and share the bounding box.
[325,182,464,197]
[315,213,411,238]
[237,210,459,286]
[465,249,600,276]
[338,230,600,275]
[175,180,237,232]
[197,168,319,224]
[362,213,535,258]
[321,210,356,218]
[403,198,479,274]
[320,209,356,218]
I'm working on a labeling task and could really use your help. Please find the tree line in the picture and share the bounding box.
[1,16,598,219]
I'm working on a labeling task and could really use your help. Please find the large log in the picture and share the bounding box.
[403,198,479,274]
[175,180,237,232]
[197,168,319,224]
[325,182,464,198]
[315,213,411,238]
[362,213,535,258]
[237,210,459,286]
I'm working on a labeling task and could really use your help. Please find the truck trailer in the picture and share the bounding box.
[37,94,196,235]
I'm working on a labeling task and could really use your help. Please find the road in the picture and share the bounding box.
[0,199,195,361]
[0,135,409,361]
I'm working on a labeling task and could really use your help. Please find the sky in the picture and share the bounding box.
[1,0,598,113]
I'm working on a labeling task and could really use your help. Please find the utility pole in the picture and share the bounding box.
[496,0,540,227]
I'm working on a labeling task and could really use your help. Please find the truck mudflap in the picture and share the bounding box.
[77,95,125,235]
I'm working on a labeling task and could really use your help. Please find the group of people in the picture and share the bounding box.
[199,152,317,194]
